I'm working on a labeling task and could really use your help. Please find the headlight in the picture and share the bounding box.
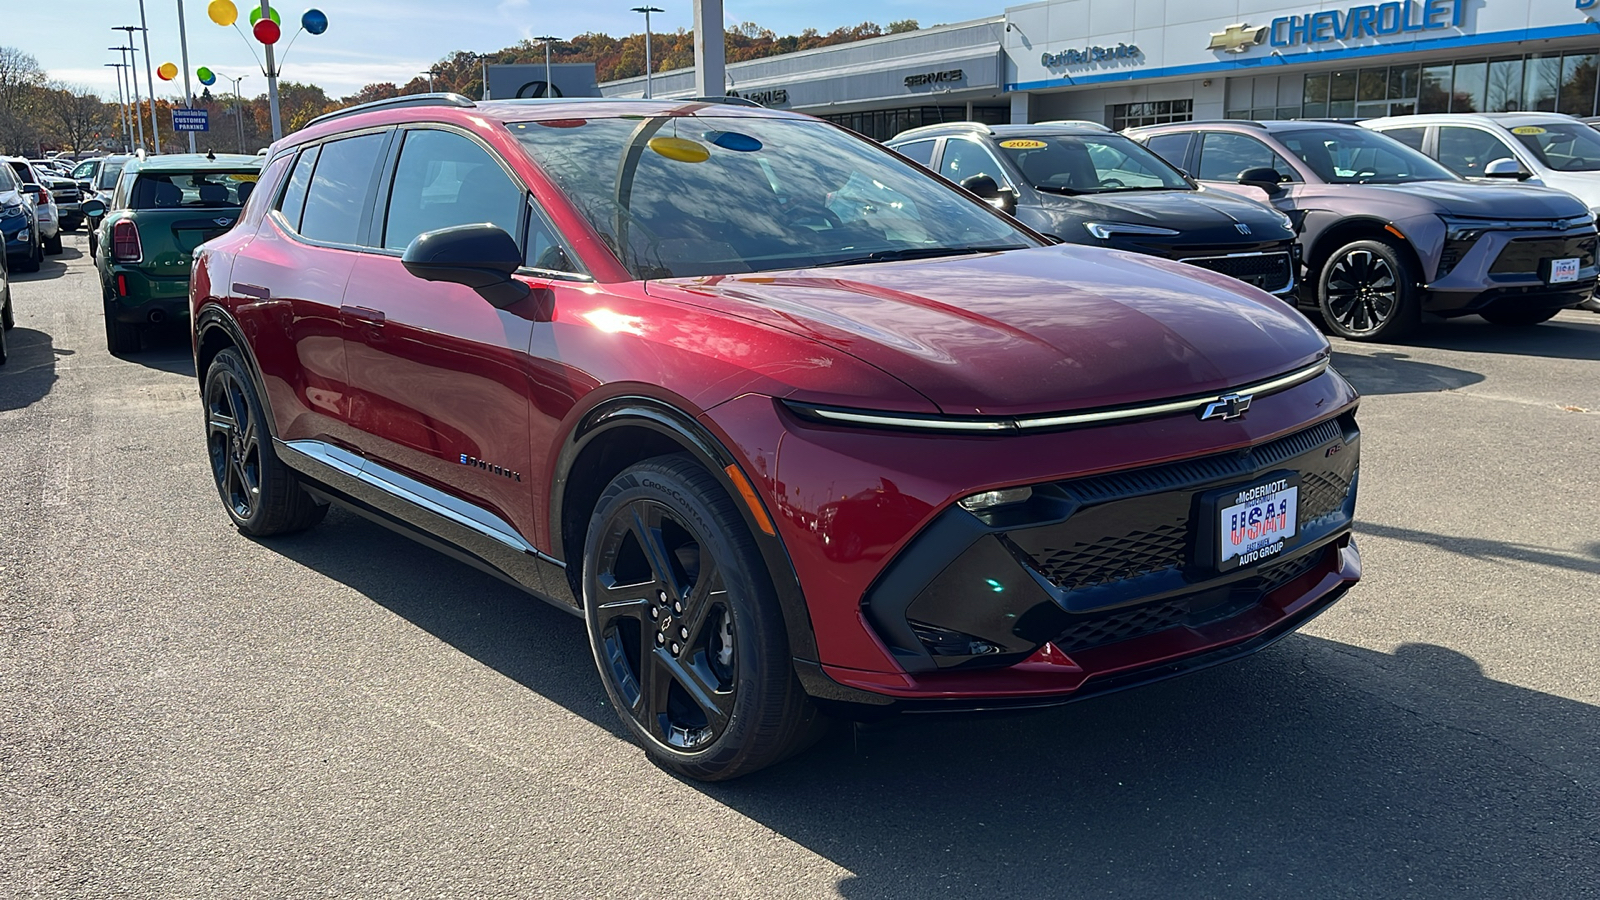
[1083,221,1181,240]
[1439,213,1596,241]
[0,204,22,219]
[1273,210,1294,230]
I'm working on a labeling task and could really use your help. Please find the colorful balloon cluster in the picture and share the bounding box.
[205,1,327,46]
[197,67,217,86]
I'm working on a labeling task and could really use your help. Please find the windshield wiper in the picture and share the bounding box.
[813,245,1028,268]
[1033,184,1082,195]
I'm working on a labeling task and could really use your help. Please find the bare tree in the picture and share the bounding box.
[47,83,116,152]
[0,46,47,153]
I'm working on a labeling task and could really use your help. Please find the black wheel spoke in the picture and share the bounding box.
[665,653,733,729]
[628,504,686,601]
[677,559,726,647]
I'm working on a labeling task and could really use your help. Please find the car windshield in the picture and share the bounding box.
[994,133,1191,194]
[97,159,127,190]
[509,115,1037,279]
[1276,127,1457,184]
[128,170,260,209]
[1507,121,1600,171]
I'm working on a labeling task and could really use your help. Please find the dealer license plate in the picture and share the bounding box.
[1549,257,1580,284]
[1218,477,1298,569]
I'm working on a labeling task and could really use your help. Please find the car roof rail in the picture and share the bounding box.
[889,121,995,142]
[1131,119,1269,130]
[686,95,764,107]
[305,92,477,129]
[1033,119,1113,132]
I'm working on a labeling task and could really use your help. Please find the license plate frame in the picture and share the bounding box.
[1546,256,1581,285]
[1198,472,1301,573]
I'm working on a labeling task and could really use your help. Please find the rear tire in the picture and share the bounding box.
[87,225,99,257]
[104,312,140,356]
[43,232,62,255]
[1576,295,1600,313]
[203,348,328,536]
[1480,307,1561,326]
[16,237,40,273]
[583,454,826,781]
[1316,239,1421,342]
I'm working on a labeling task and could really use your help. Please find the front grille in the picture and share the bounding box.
[1489,234,1597,275]
[1007,417,1355,595]
[1054,598,1190,653]
[1180,251,1293,293]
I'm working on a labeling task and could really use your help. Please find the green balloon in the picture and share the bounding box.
[247,6,282,26]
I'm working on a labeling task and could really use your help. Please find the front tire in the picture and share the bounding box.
[582,454,823,781]
[1317,239,1421,342]
[1480,306,1561,326]
[203,348,327,536]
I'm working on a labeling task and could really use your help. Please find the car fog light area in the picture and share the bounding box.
[958,486,1033,512]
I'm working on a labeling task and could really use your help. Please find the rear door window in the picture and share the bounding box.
[894,140,936,167]
[298,132,388,246]
[1381,126,1428,151]
[1143,133,1193,169]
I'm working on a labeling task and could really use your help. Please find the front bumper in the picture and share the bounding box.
[1426,226,1598,315]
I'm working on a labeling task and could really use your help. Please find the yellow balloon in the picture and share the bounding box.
[157,62,178,81]
[207,0,238,26]
[647,136,710,164]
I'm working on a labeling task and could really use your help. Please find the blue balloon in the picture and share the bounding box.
[301,8,328,34]
[706,130,762,152]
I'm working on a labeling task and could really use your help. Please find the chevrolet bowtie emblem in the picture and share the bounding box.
[1200,393,1253,421]
[1208,23,1267,54]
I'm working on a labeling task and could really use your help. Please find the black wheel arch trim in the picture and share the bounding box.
[551,395,821,665]
[194,304,277,434]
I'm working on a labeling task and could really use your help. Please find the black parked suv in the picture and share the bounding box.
[889,122,1300,296]
[1129,120,1599,340]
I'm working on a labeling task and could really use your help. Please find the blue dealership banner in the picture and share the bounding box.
[172,108,209,132]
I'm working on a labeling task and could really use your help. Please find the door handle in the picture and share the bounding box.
[341,305,386,326]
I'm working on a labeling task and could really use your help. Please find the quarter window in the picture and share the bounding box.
[298,132,387,246]
[277,146,318,231]
[383,129,522,251]
[1382,126,1428,152]
[894,140,936,167]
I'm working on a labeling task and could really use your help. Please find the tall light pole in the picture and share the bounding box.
[175,0,197,152]
[105,62,134,152]
[135,1,162,153]
[112,31,147,152]
[627,6,659,98]
[533,37,559,97]
[475,53,490,100]
[692,0,724,98]
[258,1,282,141]
[424,69,437,92]
[226,74,247,153]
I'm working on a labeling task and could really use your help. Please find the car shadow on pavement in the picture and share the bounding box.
[1355,521,1600,577]
[10,248,82,283]
[119,326,197,377]
[0,328,61,411]
[1402,313,1600,361]
[261,507,1600,897]
[706,638,1600,898]
[1330,350,1484,395]
[256,506,617,732]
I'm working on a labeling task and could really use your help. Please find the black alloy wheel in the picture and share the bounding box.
[1318,239,1420,342]
[583,454,824,781]
[203,348,326,536]
[43,230,62,255]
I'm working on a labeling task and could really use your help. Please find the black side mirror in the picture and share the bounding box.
[960,174,1017,213]
[401,223,530,308]
[1237,167,1286,195]
[79,198,106,217]
[20,182,42,199]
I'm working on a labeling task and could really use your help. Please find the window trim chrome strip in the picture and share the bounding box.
[785,358,1330,434]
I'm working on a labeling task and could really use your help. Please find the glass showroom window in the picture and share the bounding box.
[1108,99,1192,131]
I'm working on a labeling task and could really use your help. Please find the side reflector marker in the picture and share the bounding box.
[723,464,777,536]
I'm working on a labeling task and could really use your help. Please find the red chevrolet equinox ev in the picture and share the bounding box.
[190,96,1361,780]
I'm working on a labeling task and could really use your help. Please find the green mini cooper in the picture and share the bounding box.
[84,154,261,354]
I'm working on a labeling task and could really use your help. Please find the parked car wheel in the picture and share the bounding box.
[16,236,41,273]
[1480,307,1561,326]
[43,232,62,255]
[103,311,140,356]
[1317,239,1421,342]
[0,286,10,366]
[87,226,98,257]
[583,454,825,781]
[1577,295,1600,313]
[203,348,328,536]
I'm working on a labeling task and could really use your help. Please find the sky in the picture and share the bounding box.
[11,0,979,100]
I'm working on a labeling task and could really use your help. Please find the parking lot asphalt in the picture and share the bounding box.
[2,233,1597,899]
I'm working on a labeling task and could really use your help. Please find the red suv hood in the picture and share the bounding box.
[646,245,1329,416]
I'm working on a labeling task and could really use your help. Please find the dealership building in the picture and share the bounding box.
[600,0,1600,139]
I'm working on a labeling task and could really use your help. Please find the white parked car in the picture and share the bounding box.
[1362,112,1600,313]
[1,158,60,255]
